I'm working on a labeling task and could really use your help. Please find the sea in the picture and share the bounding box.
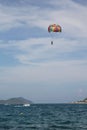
[0,104,87,130]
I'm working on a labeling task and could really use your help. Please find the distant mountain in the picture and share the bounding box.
[0,97,33,105]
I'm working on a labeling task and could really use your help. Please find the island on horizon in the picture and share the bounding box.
[0,97,33,105]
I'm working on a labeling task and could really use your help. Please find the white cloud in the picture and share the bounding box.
[0,0,87,102]
[0,0,87,38]
[0,37,87,65]
[0,59,87,85]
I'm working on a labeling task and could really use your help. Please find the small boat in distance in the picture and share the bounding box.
[23,104,30,107]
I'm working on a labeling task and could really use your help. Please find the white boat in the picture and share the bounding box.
[23,104,30,107]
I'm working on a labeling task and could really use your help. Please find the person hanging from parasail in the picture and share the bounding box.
[48,24,62,45]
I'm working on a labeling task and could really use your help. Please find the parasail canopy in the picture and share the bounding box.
[48,24,62,32]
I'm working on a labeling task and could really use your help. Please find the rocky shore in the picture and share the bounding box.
[72,98,87,104]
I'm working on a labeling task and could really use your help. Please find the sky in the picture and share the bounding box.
[0,0,87,103]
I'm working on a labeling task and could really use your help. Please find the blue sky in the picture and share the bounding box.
[0,0,87,103]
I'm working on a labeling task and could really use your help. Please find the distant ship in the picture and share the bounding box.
[23,104,30,107]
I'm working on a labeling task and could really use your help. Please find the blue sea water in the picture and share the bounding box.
[0,104,87,130]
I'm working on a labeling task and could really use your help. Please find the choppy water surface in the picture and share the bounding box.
[0,104,87,130]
